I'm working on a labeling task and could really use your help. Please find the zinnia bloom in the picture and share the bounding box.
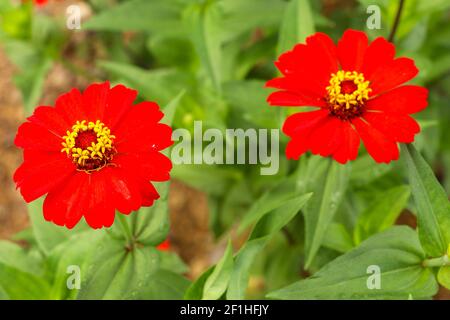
[266,29,428,164]
[14,82,173,229]
[156,239,171,251]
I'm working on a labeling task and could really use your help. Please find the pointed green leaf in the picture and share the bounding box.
[28,198,87,255]
[137,270,191,300]
[227,192,311,299]
[84,0,184,35]
[184,267,214,300]
[401,144,450,257]
[226,237,268,300]
[277,0,315,55]
[184,1,222,92]
[203,240,233,300]
[354,185,411,245]
[304,160,351,269]
[77,238,160,300]
[438,266,450,290]
[268,227,438,300]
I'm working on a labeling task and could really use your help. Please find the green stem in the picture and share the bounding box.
[388,0,406,42]
[423,254,450,268]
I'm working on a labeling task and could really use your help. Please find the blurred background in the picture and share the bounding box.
[0,0,449,299]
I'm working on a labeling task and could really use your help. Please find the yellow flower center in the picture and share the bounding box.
[61,120,116,172]
[326,70,371,120]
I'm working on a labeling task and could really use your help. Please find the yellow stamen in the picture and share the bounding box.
[61,120,115,170]
[326,70,371,110]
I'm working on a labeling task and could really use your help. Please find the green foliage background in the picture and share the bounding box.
[0,0,449,300]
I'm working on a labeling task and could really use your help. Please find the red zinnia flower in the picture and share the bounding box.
[156,239,171,251]
[14,82,173,229]
[266,29,428,164]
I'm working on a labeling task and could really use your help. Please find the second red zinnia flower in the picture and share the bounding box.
[266,29,428,164]
[14,82,173,229]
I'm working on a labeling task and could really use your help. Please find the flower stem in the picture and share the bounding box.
[423,254,450,268]
[388,0,406,42]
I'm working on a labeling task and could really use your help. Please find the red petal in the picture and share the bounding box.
[283,109,329,160]
[43,172,88,229]
[104,167,142,215]
[114,101,165,144]
[15,122,62,151]
[337,29,368,72]
[363,112,420,143]
[368,58,418,95]
[27,106,70,137]
[285,138,309,160]
[82,82,110,121]
[306,32,339,77]
[103,84,138,130]
[282,109,329,136]
[308,117,344,157]
[139,181,160,207]
[83,171,116,229]
[332,122,360,164]
[115,151,172,182]
[267,91,326,108]
[352,118,399,163]
[361,37,395,79]
[55,88,86,123]
[366,85,428,114]
[14,151,75,203]
[116,122,173,153]
[266,77,326,102]
[275,33,337,91]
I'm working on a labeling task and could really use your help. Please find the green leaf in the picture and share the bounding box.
[219,0,286,43]
[84,0,184,35]
[203,240,234,300]
[77,238,160,300]
[227,192,311,299]
[184,267,214,300]
[268,227,438,299]
[303,160,351,269]
[137,270,191,300]
[0,264,51,300]
[0,286,8,300]
[353,185,411,245]
[250,193,312,240]
[277,0,315,55]
[226,237,268,300]
[438,266,450,290]
[28,198,86,255]
[2,40,52,114]
[350,154,392,186]
[0,240,43,276]
[323,223,354,253]
[172,164,241,197]
[99,61,191,106]
[184,0,222,92]
[401,144,450,257]
[159,251,189,275]
[46,230,104,300]
[238,178,298,233]
[161,90,185,127]
[223,80,279,129]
